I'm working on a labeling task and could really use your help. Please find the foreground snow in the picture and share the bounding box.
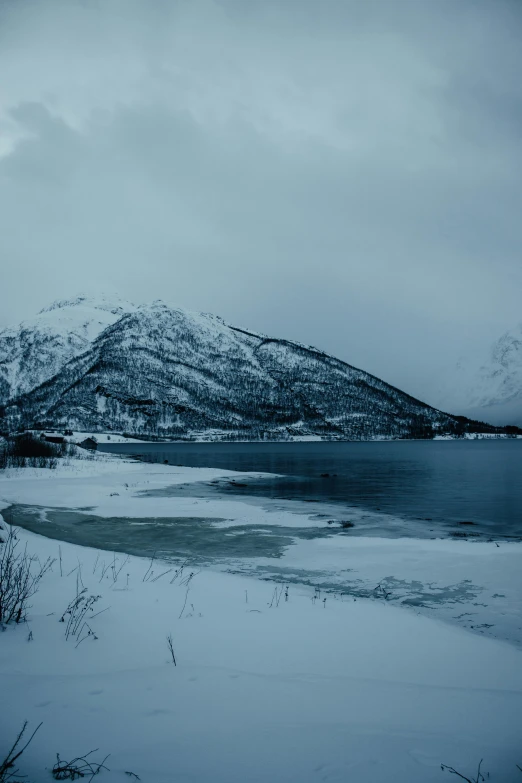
[1,527,522,783]
[1,456,522,782]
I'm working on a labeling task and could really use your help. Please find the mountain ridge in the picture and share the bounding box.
[1,296,520,440]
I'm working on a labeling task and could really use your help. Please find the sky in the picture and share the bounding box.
[1,0,521,405]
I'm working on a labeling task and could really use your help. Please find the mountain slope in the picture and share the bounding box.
[0,294,135,404]
[2,299,517,440]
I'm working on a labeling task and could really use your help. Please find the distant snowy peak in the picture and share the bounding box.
[465,324,522,408]
[33,295,135,340]
[490,324,522,375]
[434,322,522,425]
[141,301,233,330]
[39,293,136,317]
[470,324,522,423]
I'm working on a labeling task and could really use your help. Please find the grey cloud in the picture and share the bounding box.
[0,0,521,405]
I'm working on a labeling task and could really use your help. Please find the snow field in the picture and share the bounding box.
[0,533,521,780]
[1,456,522,782]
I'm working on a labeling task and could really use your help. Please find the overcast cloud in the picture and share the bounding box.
[1,0,521,403]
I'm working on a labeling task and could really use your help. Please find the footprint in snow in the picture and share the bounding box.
[407,749,442,768]
[313,762,344,781]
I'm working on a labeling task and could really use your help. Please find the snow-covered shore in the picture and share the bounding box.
[1,454,522,782]
[2,454,521,645]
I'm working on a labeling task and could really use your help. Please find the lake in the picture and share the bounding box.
[100,439,522,539]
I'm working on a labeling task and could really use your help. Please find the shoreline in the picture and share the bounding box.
[19,428,522,446]
[1,452,521,647]
[1,454,522,781]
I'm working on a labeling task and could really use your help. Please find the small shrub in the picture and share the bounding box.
[0,527,55,625]
[60,587,103,646]
[0,433,69,470]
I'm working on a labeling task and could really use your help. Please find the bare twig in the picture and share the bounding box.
[441,759,485,783]
[98,561,112,583]
[170,559,191,584]
[179,569,200,587]
[112,555,130,583]
[77,560,85,591]
[178,572,198,618]
[268,585,284,608]
[151,569,172,583]
[89,606,110,621]
[0,720,42,782]
[52,749,110,781]
[142,552,156,582]
[74,622,99,648]
[166,632,177,665]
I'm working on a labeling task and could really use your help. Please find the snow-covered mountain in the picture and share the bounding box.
[1,297,519,439]
[0,294,135,404]
[433,323,522,427]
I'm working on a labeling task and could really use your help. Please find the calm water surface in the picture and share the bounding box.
[100,440,522,538]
